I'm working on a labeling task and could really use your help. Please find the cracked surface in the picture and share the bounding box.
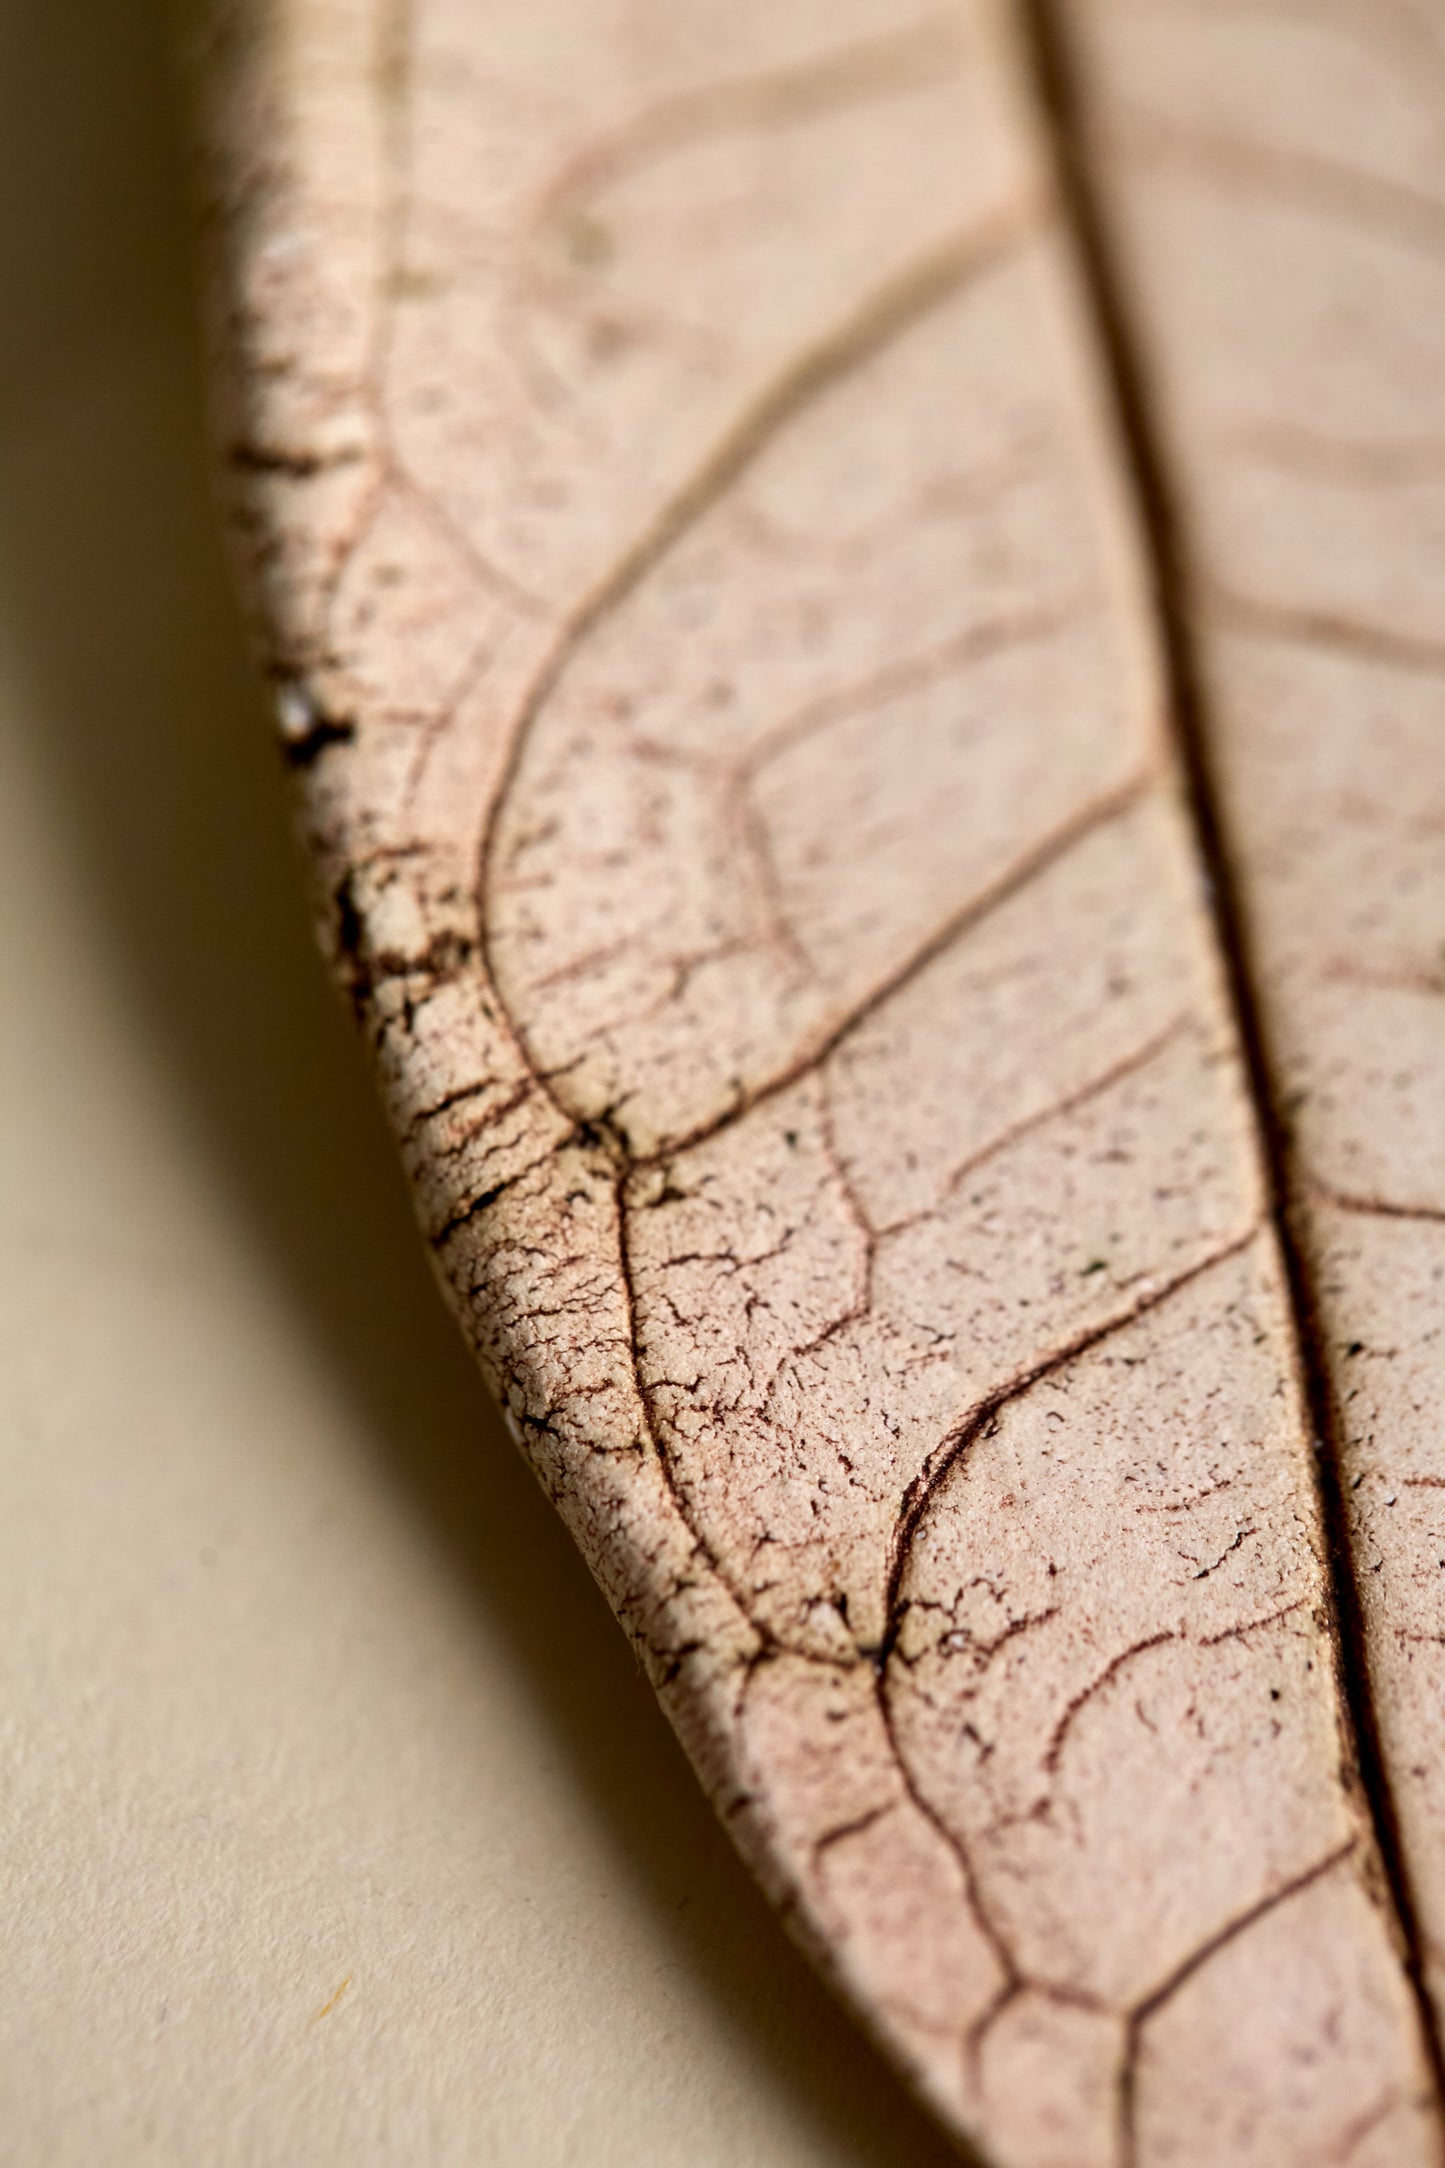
[193,0,1442,2159]
[1064,0,1445,2107]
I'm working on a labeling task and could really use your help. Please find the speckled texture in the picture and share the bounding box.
[1068,0,1445,2106]
[193,2,1442,2159]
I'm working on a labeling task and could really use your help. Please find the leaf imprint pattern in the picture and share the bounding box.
[195,0,1445,2160]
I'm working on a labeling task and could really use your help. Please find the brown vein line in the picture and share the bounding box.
[1156,0,1445,92]
[323,0,413,625]
[1019,0,1445,2121]
[880,1225,1261,1668]
[388,457,549,619]
[532,13,968,231]
[1117,1839,1358,2168]
[1207,588,1445,678]
[474,198,1042,1029]
[1108,103,1445,262]
[624,1188,1256,1977]
[871,1683,1021,2041]
[1306,1176,1445,1228]
[1321,958,1445,1000]
[1042,1632,1178,1780]
[612,1166,779,1653]
[810,1802,893,1864]
[965,1973,1108,2082]
[878,1009,1194,1238]
[1225,419,1445,490]
[1200,1595,1310,1647]
[721,594,1095,988]
[870,1231,1262,2084]
[1044,1593,1312,1786]
[734,596,1092,785]
[637,767,1152,1169]
[1336,2089,1416,2166]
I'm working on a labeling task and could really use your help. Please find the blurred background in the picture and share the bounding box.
[0,4,962,2160]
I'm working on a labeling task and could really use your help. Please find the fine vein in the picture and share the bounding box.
[1018,0,1445,2112]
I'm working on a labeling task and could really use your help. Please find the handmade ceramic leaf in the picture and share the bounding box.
[192,0,1445,2159]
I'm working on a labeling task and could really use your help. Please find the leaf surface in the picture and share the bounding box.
[195,0,1445,2159]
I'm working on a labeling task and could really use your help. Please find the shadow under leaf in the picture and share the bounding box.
[0,2,968,2161]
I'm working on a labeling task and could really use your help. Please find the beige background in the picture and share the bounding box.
[0,5,960,2160]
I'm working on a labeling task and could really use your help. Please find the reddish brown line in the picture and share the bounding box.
[1020,0,1445,2125]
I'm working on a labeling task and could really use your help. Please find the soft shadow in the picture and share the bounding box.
[0,4,965,2161]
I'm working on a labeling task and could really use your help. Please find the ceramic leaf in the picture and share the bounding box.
[192,1,1445,2159]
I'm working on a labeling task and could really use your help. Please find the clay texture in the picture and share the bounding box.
[194,1,1444,2160]
[1066,0,1445,2125]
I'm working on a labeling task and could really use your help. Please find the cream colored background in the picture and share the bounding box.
[0,5,960,2160]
